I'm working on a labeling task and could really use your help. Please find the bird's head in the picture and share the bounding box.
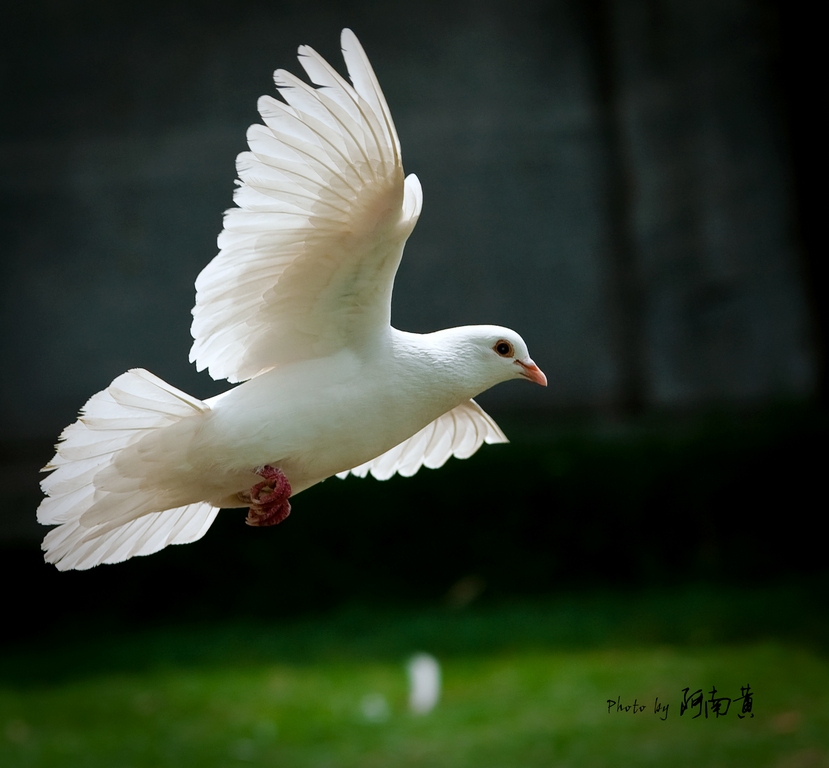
[441,325,547,390]
[478,326,547,387]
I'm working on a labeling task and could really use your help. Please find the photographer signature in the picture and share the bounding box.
[607,684,754,721]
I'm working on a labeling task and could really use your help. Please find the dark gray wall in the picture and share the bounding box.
[1,0,818,444]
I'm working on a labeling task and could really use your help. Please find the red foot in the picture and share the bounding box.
[244,465,292,527]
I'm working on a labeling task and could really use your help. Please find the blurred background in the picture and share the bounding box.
[1,0,826,765]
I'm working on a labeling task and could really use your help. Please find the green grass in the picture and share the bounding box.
[3,583,829,767]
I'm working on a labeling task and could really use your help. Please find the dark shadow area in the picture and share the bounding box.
[3,405,825,649]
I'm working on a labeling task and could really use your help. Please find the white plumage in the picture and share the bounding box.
[38,29,546,571]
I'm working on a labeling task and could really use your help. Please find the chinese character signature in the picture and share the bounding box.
[607,684,754,721]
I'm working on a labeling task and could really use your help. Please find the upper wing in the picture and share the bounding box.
[190,29,423,383]
[337,400,508,481]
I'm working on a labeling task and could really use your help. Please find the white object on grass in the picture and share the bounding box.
[407,653,441,715]
[360,693,391,722]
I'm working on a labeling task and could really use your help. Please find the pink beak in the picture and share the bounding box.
[515,358,547,386]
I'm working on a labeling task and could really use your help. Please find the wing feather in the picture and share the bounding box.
[339,28,401,166]
[190,30,420,383]
[337,400,508,481]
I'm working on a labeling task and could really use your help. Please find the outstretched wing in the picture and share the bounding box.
[337,400,508,481]
[190,29,423,383]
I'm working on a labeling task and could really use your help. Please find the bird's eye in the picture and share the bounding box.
[494,340,514,358]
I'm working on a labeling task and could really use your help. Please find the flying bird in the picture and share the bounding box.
[38,29,546,570]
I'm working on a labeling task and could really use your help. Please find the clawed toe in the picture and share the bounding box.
[244,465,292,527]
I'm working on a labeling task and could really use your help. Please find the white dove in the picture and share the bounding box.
[38,29,546,571]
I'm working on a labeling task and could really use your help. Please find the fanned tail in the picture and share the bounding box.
[39,369,220,571]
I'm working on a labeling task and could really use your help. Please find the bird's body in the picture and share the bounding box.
[200,328,481,496]
[38,30,545,570]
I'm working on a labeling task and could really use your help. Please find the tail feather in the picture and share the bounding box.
[42,503,219,571]
[39,369,220,571]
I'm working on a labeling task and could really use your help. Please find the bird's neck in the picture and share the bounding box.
[385,327,486,406]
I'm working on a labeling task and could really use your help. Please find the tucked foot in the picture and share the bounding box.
[243,465,292,527]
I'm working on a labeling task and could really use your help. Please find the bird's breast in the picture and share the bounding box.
[194,346,464,496]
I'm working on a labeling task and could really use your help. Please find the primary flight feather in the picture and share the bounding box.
[38,29,546,571]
